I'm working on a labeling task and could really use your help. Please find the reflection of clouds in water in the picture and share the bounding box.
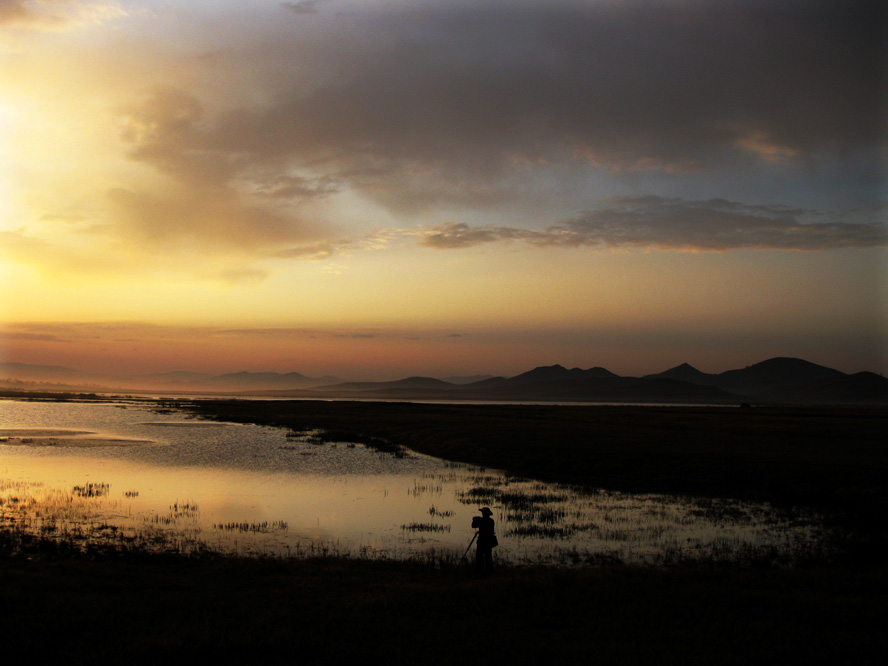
[0,399,836,566]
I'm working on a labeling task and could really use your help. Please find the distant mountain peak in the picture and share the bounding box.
[510,364,617,384]
[644,363,715,385]
[716,357,846,394]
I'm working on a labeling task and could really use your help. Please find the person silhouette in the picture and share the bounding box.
[474,506,497,575]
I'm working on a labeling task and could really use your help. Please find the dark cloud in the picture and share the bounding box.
[212,1,883,166]
[420,197,888,251]
[119,86,236,187]
[108,1,884,258]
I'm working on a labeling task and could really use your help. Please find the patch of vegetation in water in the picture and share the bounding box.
[214,521,289,534]
[400,522,450,533]
[72,482,110,498]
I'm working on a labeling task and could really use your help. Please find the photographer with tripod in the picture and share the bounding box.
[471,506,497,575]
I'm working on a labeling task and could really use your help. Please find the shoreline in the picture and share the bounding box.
[181,400,887,509]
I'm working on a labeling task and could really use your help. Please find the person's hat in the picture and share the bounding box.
[480,507,493,516]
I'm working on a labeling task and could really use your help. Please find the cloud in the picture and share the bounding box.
[419,198,888,252]
[0,330,71,343]
[104,186,309,252]
[0,321,170,342]
[105,87,332,266]
[247,174,340,201]
[217,267,268,285]
[10,1,879,285]
[119,0,878,224]
[95,2,882,261]
[0,1,29,25]
[420,223,537,249]
[280,1,325,15]
[118,86,236,188]
[0,0,126,30]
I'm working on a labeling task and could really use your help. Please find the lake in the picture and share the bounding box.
[0,398,835,565]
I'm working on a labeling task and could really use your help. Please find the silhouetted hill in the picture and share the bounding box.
[755,371,888,404]
[206,371,341,390]
[460,374,735,403]
[4,358,885,404]
[715,357,846,395]
[508,365,619,384]
[314,377,457,392]
[461,376,509,390]
[443,375,496,385]
[134,371,213,385]
[0,362,90,382]
[645,363,719,386]
[285,359,885,404]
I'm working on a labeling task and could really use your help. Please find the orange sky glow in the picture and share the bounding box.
[1,1,885,380]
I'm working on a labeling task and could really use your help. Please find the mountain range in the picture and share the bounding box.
[0,363,340,392]
[1,358,886,404]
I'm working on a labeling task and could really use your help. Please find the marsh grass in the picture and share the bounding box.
[411,478,443,496]
[428,505,453,518]
[400,522,450,533]
[507,523,577,539]
[448,470,842,566]
[0,458,841,567]
[214,520,289,533]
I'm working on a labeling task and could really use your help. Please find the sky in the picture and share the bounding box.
[1,0,886,380]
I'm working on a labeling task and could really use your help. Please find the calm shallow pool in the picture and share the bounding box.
[0,399,835,565]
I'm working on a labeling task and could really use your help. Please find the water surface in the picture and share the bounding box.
[0,399,833,565]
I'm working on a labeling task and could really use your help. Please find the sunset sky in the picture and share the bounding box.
[1,0,885,380]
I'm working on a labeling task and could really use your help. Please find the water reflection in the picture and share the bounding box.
[0,399,834,565]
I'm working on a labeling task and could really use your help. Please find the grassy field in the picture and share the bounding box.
[2,398,886,663]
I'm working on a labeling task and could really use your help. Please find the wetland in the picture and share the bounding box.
[0,398,844,566]
[1,394,885,664]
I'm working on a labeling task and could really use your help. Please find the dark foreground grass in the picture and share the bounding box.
[1,550,885,665]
